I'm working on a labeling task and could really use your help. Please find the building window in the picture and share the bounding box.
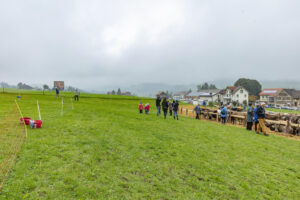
[240,90,243,93]
[237,94,239,98]
[244,94,247,98]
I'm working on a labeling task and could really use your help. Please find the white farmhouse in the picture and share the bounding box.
[222,86,249,105]
[173,91,189,100]
[185,89,222,103]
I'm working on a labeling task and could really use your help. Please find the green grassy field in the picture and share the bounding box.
[266,108,300,114]
[0,91,299,199]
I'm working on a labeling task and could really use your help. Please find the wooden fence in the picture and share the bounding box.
[179,106,300,135]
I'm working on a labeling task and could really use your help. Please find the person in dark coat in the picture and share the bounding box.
[55,87,60,98]
[194,104,201,119]
[156,96,161,116]
[162,97,169,119]
[246,103,254,130]
[74,89,80,101]
[173,100,179,120]
[256,103,269,136]
[168,101,173,116]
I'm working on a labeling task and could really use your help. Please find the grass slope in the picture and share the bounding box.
[266,108,300,114]
[0,92,299,199]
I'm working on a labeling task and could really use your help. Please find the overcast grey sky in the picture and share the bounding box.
[0,0,299,90]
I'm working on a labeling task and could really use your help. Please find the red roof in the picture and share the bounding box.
[226,86,242,93]
[259,89,282,97]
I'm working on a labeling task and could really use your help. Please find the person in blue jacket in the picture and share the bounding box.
[220,106,228,124]
[55,87,60,99]
[254,104,259,132]
[194,104,201,120]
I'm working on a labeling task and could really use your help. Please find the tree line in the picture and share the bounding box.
[196,79,262,97]
[107,88,133,96]
[197,82,217,91]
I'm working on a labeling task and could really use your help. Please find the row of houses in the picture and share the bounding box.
[166,86,249,105]
[259,88,300,107]
[159,87,300,107]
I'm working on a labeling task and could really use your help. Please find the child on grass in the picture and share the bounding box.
[145,103,150,114]
[138,102,144,114]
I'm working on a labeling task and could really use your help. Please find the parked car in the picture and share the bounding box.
[291,107,298,110]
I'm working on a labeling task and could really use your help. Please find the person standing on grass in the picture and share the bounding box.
[256,103,269,136]
[168,101,173,116]
[246,103,254,130]
[220,106,228,124]
[138,101,144,114]
[144,103,150,114]
[156,96,161,116]
[162,97,169,119]
[254,104,259,131]
[173,100,179,120]
[55,87,60,98]
[194,104,201,119]
[74,89,80,101]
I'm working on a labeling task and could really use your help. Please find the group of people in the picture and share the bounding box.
[55,87,80,101]
[217,102,268,136]
[138,96,179,120]
[193,103,228,124]
[247,102,268,136]
[157,97,179,120]
[138,102,150,114]
[193,102,268,136]
[139,96,268,136]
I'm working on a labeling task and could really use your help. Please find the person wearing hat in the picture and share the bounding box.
[144,103,150,114]
[256,103,269,136]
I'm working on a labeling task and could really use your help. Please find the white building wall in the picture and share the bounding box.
[221,87,249,105]
[198,96,213,102]
[232,88,248,104]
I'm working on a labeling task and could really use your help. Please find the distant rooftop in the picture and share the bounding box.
[186,89,220,97]
[260,89,282,96]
